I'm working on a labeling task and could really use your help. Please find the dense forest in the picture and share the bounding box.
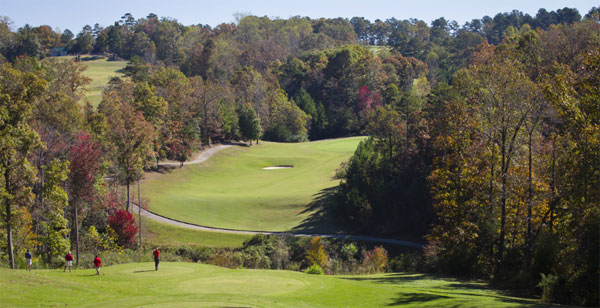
[1,6,598,306]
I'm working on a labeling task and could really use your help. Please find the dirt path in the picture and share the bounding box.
[139,143,423,248]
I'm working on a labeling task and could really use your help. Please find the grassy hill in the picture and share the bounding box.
[142,137,364,233]
[80,56,127,107]
[52,55,126,107]
[0,262,549,307]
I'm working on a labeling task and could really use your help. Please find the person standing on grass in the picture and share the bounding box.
[153,248,160,271]
[25,249,32,271]
[94,255,101,275]
[64,252,74,272]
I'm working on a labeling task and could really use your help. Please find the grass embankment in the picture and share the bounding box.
[141,216,250,248]
[142,137,364,233]
[0,262,549,307]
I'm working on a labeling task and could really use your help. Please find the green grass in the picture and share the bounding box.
[142,137,364,232]
[366,45,391,55]
[0,262,548,307]
[141,217,250,248]
[53,55,126,107]
[81,57,126,107]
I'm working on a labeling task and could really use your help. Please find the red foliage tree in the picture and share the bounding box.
[358,86,381,113]
[107,209,138,247]
[69,132,101,202]
[69,131,101,264]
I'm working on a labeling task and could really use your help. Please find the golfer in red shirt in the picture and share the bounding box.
[64,252,73,272]
[94,255,101,275]
[153,248,160,271]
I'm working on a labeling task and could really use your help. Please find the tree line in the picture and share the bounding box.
[0,6,598,306]
[335,15,599,306]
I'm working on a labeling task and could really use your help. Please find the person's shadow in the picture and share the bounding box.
[133,270,155,273]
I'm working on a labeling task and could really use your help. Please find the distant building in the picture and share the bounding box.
[50,47,67,57]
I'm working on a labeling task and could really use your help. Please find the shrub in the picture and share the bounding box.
[176,246,214,262]
[304,264,324,275]
[208,250,243,268]
[306,237,328,268]
[389,252,422,273]
[242,245,272,269]
[539,274,569,304]
[107,210,138,248]
[362,246,388,273]
[263,123,292,142]
[341,243,358,260]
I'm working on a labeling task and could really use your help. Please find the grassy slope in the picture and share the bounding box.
[0,263,549,308]
[142,137,364,232]
[74,56,126,107]
[141,216,250,248]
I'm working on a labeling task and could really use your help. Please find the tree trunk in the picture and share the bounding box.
[526,131,533,264]
[7,202,14,269]
[126,181,130,212]
[389,133,393,160]
[405,103,409,154]
[550,136,556,231]
[138,181,142,247]
[5,170,14,269]
[489,141,495,205]
[499,130,507,260]
[75,199,80,266]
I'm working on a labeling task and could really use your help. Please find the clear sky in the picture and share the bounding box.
[2,0,598,33]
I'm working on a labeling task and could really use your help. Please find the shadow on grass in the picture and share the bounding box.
[387,293,450,306]
[290,187,343,234]
[340,273,437,284]
[133,270,155,273]
[342,274,554,307]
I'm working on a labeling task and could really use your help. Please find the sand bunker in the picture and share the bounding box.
[262,165,294,170]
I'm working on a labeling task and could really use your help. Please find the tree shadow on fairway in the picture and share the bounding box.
[290,187,345,234]
[340,273,438,284]
[386,293,451,306]
[342,274,552,307]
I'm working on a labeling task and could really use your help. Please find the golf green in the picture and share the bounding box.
[0,262,548,307]
[142,137,365,232]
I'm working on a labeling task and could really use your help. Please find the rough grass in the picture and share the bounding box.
[141,216,250,248]
[142,137,365,233]
[0,262,550,307]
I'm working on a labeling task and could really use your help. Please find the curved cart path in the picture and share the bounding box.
[139,143,423,248]
[157,144,232,166]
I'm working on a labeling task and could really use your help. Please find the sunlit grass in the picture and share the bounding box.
[0,262,549,307]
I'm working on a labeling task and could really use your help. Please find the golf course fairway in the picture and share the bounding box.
[142,137,365,232]
[0,262,548,307]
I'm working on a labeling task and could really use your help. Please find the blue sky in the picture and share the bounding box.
[3,0,598,32]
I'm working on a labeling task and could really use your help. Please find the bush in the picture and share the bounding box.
[263,123,292,142]
[306,237,328,268]
[389,252,422,273]
[176,246,214,262]
[107,210,138,248]
[539,274,569,304]
[304,264,324,275]
[362,246,388,273]
[341,243,358,260]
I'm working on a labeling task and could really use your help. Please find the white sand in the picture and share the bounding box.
[262,166,293,170]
